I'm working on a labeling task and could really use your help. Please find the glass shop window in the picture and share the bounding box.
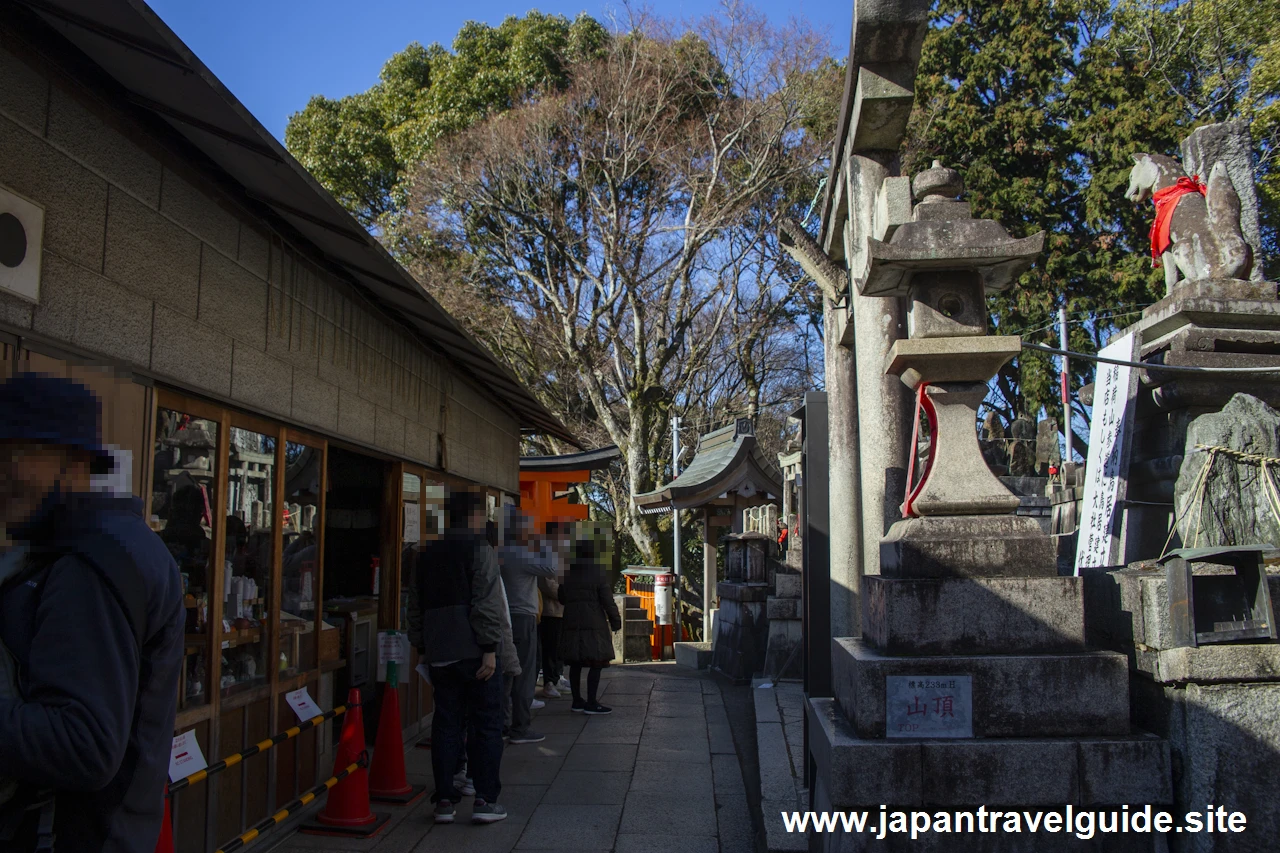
[152,408,219,710]
[281,441,322,676]
[221,427,276,697]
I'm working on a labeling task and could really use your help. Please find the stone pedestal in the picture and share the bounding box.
[710,581,769,684]
[1086,567,1280,852]
[764,571,803,679]
[616,594,652,662]
[1122,279,1280,559]
[811,160,1170,852]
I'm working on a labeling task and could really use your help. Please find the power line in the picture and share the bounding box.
[1022,342,1280,374]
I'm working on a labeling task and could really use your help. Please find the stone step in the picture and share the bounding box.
[623,594,644,609]
[833,638,1131,739]
[625,619,653,636]
[807,697,1172,810]
[674,641,712,670]
[625,607,649,621]
[863,575,1086,656]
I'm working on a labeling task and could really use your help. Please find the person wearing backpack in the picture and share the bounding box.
[0,373,184,852]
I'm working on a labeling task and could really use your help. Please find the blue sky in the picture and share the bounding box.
[147,0,852,141]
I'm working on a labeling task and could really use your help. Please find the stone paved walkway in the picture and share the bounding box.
[273,663,756,853]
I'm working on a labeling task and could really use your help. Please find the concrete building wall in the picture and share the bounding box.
[0,36,519,492]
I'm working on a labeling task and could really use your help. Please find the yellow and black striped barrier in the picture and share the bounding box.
[214,756,366,853]
[168,704,349,795]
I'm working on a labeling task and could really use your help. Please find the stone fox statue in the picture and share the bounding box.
[1126,153,1252,292]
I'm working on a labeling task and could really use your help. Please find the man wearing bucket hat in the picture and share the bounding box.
[0,373,183,852]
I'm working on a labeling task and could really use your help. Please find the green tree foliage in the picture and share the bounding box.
[284,12,609,228]
[903,0,1276,449]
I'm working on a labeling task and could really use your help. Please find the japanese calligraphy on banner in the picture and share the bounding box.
[886,675,973,738]
[1075,333,1141,573]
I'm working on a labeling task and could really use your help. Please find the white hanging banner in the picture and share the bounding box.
[284,687,323,722]
[169,731,207,783]
[1075,332,1141,573]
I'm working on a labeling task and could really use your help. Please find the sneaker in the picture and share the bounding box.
[507,730,547,744]
[472,800,508,824]
[540,683,562,699]
[583,703,613,715]
[459,777,475,796]
[434,800,456,824]
[557,676,571,691]
[530,698,546,710]
[570,699,586,713]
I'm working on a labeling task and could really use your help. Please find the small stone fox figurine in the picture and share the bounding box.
[1126,153,1252,293]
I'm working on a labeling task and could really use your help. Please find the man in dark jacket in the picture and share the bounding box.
[0,373,184,852]
[413,488,508,825]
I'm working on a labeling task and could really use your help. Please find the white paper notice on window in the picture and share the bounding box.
[377,631,411,682]
[403,502,420,543]
[1075,332,1141,573]
[285,687,324,722]
[169,731,208,783]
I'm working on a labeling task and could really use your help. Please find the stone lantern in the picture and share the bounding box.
[861,160,1055,576]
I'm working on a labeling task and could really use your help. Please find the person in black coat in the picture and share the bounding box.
[557,540,621,714]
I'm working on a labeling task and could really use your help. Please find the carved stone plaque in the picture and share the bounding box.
[885,675,973,738]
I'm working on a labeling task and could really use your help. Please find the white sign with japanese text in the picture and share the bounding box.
[886,675,973,738]
[1075,333,1141,573]
[168,731,208,782]
[377,631,410,682]
[284,687,323,722]
[403,502,420,544]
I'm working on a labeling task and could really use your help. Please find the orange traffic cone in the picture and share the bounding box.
[368,664,426,805]
[301,689,389,837]
[154,786,173,853]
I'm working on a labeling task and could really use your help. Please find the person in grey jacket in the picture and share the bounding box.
[0,373,183,852]
[414,488,509,825]
[497,508,557,745]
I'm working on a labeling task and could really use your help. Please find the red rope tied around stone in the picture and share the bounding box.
[1149,175,1206,267]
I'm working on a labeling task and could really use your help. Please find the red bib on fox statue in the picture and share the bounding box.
[1149,175,1206,266]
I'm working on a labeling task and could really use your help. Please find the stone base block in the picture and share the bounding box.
[1133,679,1280,853]
[719,580,771,602]
[880,515,1056,578]
[711,597,768,683]
[1134,644,1280,684]
[623,634,651,662]
[776,573,802,597]
[810,697,1171,809]
[1086,568,1280,676]
[863,575,1085,656]
[832,638,1130,739]
[768,596,802,620]
[674,641,712,670]
[764,617,802,679]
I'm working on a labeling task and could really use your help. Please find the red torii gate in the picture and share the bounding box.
[518,446,621,532]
